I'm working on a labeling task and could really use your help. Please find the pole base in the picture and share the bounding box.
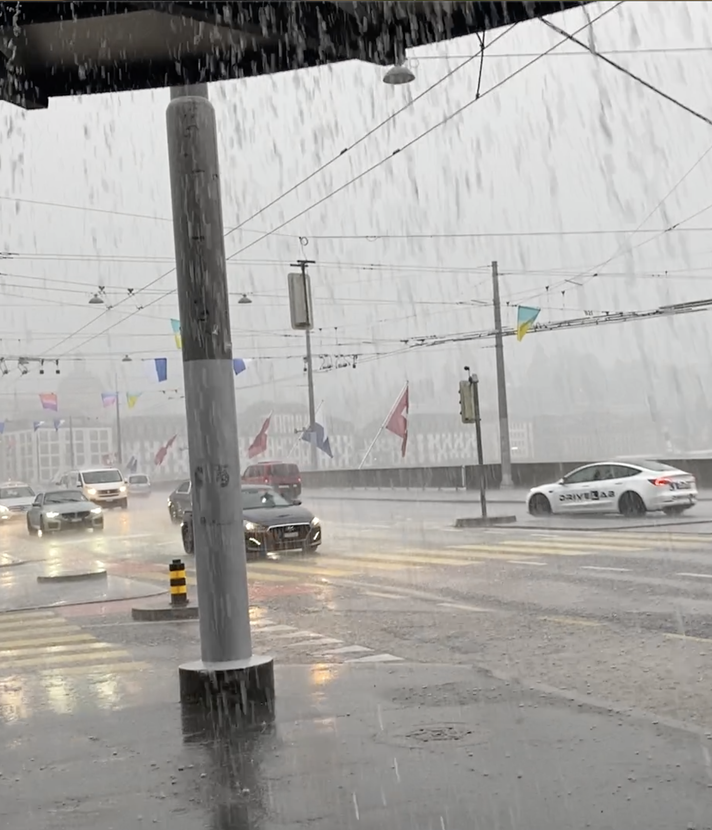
[179,655,275,719]
[455,515,517,528]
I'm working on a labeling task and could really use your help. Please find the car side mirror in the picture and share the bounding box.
[558,478,566,485]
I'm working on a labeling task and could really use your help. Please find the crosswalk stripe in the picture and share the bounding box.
[558,532,712,546]
[0,632,96,649]
[0,618,80,635]
[327,549,483,567]
[0,641,119,658]
[498,539,646,552]
[248,558,411,580]
[448,543,590,558]
[0,648,132,670]
[37,661,151,677]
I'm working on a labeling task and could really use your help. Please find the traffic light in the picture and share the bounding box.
[459,380,477,424]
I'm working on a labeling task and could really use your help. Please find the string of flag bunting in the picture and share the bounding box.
[1,381,410,464]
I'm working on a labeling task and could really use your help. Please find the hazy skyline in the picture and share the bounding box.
[1,0,712,431]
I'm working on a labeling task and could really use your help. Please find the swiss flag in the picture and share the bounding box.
[154,434,178,466]
[385,384,409,458]
[248,414,272,459]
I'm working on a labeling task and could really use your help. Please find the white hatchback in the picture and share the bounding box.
[527,460,697,517]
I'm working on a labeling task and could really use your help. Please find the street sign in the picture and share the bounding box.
[288,271,313,331]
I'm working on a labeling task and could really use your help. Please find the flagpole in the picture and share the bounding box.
[286,400,323,460]
[358,382,408,470]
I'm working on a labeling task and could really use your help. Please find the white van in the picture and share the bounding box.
[62,468,128,509]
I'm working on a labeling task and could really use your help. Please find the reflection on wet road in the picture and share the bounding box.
[1,493,712,828]
[1,493,712,727]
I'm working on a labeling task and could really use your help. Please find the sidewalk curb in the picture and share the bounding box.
[307,491,712,506]
[132,601,199,622]
[0,588,165,616]
[37,569,107,584]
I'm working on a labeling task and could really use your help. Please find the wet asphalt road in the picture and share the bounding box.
[1,493,712,827]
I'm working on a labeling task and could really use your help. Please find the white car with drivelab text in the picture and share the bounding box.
[527,459,697,518]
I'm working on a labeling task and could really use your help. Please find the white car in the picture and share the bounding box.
[527,460,697,517]
[0,482,36,522]
[127,473,151,497]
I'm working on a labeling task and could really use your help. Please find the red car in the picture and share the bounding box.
[242,461,301,500]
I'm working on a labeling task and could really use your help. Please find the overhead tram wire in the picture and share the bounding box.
[512,15,712,301]
[46,26,515,360]
[55,1,623,360]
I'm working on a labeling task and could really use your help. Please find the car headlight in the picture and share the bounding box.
[119,485,127,492]
[91,507,103,515]
[45,512,59,519]
[87,488,97,496]
[310,516,320,526]
[244,521,261,532]
[0,505,9,514]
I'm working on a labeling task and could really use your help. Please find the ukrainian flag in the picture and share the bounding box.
[516,306,540,341]
[170,318,182,350]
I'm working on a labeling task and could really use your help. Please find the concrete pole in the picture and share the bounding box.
[166,84,273,709]
[491,260,513,488]
[304,327,318,470]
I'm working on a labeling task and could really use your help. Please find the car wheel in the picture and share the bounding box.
[27,517,37,536]
[619,491,646,517]
[528,493,552,516]
[662,506,687,516]
[94,523,105,533]
[39,516,48,535]
[120,499,128,510]
[182,525,194,555]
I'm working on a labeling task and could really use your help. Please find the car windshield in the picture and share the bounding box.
[270,464,298,477]
[44,491,88,505]
[241,488,294,509]
[82,470,123,484]
[0,486,34,499]
[129,475,149,484]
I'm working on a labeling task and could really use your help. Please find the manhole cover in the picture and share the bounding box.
[406,724,471,743]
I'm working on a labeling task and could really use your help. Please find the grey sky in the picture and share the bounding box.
[1,0,711,425]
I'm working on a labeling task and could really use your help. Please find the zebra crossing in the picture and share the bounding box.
[118,528,712,589]
[248,616,402,663]
[0,609,150,679]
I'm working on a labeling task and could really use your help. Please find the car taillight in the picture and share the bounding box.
[297,477,301,483]
[264,478,269,484]
[650,477,673,487]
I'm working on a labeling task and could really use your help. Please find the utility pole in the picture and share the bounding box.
[166,84,273,709]
[114,373,123,465]
[69,416,75,469]
[291,259,317,470]
[491,260,513,488]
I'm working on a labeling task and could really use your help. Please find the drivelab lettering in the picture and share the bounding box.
[559,490,614,502]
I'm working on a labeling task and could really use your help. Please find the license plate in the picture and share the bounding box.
[283,531,298,539]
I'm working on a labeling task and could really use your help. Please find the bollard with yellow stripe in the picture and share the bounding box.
[169,558,189,607]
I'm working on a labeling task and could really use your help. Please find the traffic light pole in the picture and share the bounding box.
[471,374,487,521]
[457,368,516,529]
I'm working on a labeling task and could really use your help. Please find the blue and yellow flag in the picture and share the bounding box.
[516,305,540,341]
[170,318,182,350]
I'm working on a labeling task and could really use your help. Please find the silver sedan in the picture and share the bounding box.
[27,489,104,536]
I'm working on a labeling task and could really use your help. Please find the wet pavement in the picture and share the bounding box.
[1,659,711,830]
[2,493,712,827]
